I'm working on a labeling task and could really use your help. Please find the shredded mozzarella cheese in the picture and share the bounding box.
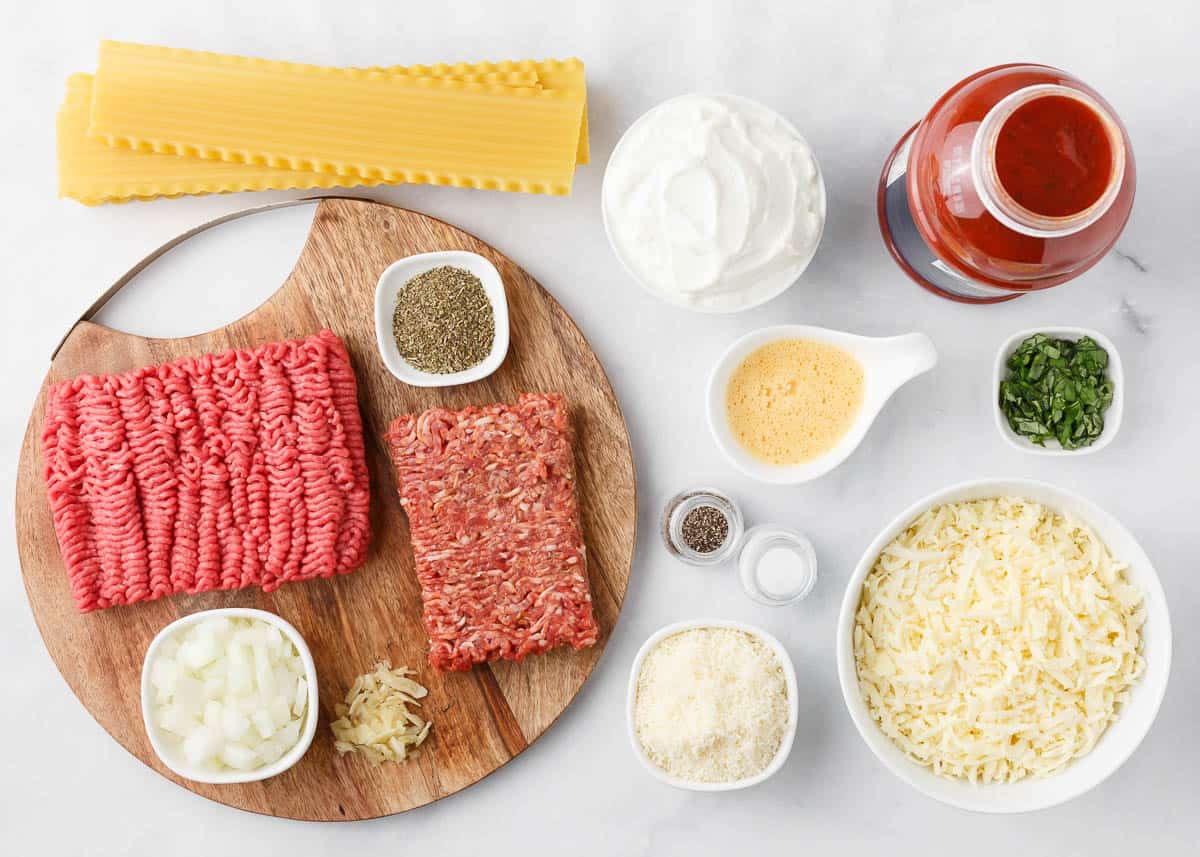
[853,497,1145,784]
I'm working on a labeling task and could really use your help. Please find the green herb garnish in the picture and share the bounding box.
[998,333,1114,449]
[392,265,494,375]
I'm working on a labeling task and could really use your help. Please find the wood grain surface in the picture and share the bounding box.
[15,197,636,820]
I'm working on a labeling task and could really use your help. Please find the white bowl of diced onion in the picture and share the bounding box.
[141,608,319,784]
[835,478,1171,813]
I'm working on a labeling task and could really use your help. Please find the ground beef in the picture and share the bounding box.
[385,393,599,671]
[41,329,370,612]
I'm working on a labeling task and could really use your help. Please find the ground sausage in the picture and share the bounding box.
[385,393,599,671]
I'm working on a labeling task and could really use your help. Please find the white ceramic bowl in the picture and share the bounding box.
[836,478,1171,813]
[601,93,826,314]
[707,325,937,483]
[374,250,510,387]
[993,326,1124,455]
[141,608,320,785]
[627,619,799,791]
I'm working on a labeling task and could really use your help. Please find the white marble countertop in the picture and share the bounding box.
[3,1,1198,853]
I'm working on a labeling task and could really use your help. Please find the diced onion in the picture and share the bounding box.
[147,616,309,774]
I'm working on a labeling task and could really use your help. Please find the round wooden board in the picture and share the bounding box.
[15,198,636,820]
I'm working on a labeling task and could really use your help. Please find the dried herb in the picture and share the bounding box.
[999,333,1113,449]
[392,266,494,374]
[681,505,730,554]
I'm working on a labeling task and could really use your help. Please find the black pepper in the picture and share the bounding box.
[680,505,730,554]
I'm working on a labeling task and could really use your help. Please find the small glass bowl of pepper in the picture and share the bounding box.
[661,488,744,566]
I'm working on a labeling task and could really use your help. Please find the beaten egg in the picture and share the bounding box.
[725,338,864,466]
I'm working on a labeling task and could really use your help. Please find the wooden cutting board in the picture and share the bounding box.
[15,197,636,820]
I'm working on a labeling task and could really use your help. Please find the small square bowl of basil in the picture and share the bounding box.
[993,327,1124,456]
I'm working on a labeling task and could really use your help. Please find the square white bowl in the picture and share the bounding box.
[374,250,510,387]
[141,608,319,785]
[993,326,1123,455]
[626,619,799,791]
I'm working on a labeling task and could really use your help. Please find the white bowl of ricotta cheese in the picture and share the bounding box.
[602,93,826,313]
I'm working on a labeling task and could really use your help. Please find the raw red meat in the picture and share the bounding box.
[385,393,599,671]
[41,329,371,612]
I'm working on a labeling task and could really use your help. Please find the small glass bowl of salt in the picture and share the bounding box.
[737,526,818,606]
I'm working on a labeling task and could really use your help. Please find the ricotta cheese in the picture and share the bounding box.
[603,94,825,312]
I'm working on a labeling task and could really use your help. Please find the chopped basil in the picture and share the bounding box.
[998,333,1114,450]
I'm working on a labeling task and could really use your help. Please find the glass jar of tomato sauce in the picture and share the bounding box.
[878,64,1135,303]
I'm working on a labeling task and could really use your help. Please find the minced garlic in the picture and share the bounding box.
[331,662,432,766]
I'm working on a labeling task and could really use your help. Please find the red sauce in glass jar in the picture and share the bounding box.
[995,94,1113,217]
[878,64,1135,303]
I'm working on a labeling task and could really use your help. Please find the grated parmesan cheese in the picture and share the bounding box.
[634,627,789,783]
[854,497,1145,784]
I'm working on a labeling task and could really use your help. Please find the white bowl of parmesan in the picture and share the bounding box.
[836,479,1171,813]
[627,620,798,791]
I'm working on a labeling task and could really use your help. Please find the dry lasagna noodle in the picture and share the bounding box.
[61,53,588,204]
[88,41,586,196]
[58,74,389,204]
[374,59,590,166]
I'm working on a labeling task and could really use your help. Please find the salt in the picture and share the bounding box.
[737,526,818,606]
[755,546,805,598]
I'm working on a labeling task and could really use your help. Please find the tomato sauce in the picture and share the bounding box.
[995,95,1113,217]
[877,64,1135,303]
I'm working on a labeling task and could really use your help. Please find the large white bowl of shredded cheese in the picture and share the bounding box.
[836,478,1171,813]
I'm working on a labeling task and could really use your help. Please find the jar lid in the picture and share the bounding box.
[737,525,817,606]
